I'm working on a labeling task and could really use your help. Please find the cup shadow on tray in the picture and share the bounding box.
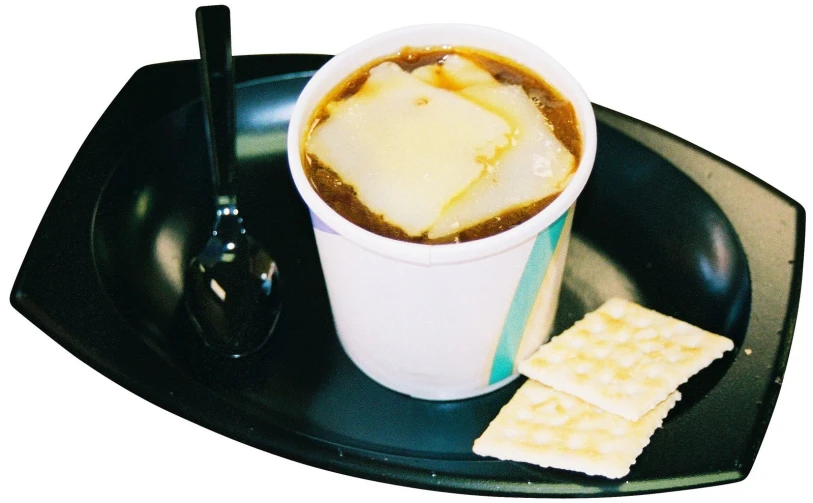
[91,74,751,460]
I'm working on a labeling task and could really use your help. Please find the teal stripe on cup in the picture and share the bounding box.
[488,212,568,384]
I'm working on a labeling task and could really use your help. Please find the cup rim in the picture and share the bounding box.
[287,23,597,266]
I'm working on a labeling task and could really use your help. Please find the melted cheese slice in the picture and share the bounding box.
[306,62,511,236]
[428,84,575,239]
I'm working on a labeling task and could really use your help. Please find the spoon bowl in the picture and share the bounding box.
[185,205,281,358]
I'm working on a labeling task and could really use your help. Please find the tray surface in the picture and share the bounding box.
[11,54,803,497]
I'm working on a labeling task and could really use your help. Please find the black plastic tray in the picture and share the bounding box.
[10,54,804,497]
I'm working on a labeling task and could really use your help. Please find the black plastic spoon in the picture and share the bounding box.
[184,5,282,359]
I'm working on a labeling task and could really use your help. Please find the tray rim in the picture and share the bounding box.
[9,54,806,498]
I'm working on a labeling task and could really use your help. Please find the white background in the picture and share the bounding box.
[2,1,810,501]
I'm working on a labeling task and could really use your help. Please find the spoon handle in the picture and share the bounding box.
[196,5,237,206]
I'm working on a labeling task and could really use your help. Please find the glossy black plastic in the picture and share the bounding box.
[182,5,282,363]
[11,55,804,497]
[196,5,236,201]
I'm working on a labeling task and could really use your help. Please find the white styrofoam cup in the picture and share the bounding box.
[288,24,597,400]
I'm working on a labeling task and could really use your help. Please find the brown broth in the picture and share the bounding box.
[302,46,582,244]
